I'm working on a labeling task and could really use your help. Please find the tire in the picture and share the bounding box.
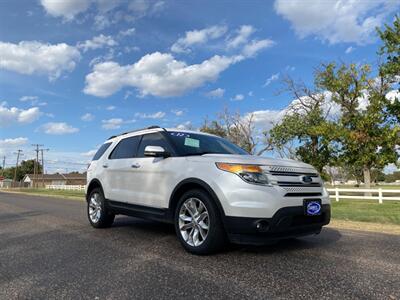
[174,189,226,255]
[87,187,115,228]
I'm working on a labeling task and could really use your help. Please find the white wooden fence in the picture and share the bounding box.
[327,188,400,204]
[46,185,86,191]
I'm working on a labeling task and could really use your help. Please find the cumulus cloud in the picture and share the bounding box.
[102,118,124,130]
[246,109,286,130]
[77,34,118,52]
[81,113,95,121]
[135,111,166,119]
[231,94,245,101]
[0,103,41,127]
[40,122,79,135]
[20,96,38,102]
[274,0,400,45]
[84,52,241,97]
[227,25,255,49]
[242,39,274,57]
[345,46,355,54]
[176,121,192,130]
[0,137,28,148]
[171,25,228,53]
[40,0,91,20]
[206,88,225,98]
[106,105,116,111]
[171,109,184,116]
[118,27,136,37]
[0,41,80,80]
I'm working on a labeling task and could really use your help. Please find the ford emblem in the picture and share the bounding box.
[307,202,321,215]
[302,175,313,183]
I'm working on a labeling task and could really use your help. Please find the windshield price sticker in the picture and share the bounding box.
[184,137,200,148]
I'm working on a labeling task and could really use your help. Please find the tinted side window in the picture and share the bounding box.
[92,143,112,160]
[137,133,172,157]
[109,136,141,159]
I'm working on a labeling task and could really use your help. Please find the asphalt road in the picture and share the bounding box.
[0,192,399,300]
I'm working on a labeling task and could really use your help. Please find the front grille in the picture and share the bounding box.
[267,166,322,189]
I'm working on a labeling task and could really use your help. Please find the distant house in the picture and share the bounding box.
[22,173,87,188]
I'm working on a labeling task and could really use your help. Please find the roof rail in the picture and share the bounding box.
[107,125,162,140]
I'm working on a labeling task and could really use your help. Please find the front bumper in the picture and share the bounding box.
[224,204,331,245]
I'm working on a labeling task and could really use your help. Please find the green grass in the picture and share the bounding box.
[8,188,85,199]
[331,200,400,225]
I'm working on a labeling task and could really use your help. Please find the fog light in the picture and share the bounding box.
[256,220,269,232]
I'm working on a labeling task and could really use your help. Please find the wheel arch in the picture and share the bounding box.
[168,178,226,220]
[86,179,103,202]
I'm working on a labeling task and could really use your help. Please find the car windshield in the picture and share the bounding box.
[167,131,248,156]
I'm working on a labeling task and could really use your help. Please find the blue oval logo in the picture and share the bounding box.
[307,202,321,215]
[302,175,313,183]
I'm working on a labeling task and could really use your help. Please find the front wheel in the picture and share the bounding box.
[174,189,226,255]
[87,187,115,228]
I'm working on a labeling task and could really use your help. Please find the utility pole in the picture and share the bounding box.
[40,148,49,188]
[1,156,5,176]
[32,144,43,188]
[13,150,23,183]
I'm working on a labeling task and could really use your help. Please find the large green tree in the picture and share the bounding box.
[316,63,399,188]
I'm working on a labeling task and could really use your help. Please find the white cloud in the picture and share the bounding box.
[246,109,286,130]
[40,0,91,20]
[84,52,241,97]
[20,96,38,102]
[102,118,124,130]
[0,41,80,80]
[227,25,255,49]
[0,137,28,148]
[248,91,254,96]
[274,0,400,45]
[41,122,79,135]
[263,73,280,87]
[171,25,228,53]
[118,27,136,37]
[81,149,97,157]
[231,94,244,101]
[77,34,117,52]
[81,113,95,121]
[345,46,355,54]
[176,121,192,130]
[0,103,41,127]
[206,88,225,98]
[242,39,274,57]
[135,111,166,119]
[171,109,184,116]
[106,105,116,111]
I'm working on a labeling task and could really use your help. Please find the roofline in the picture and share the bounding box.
[107,125,164,140]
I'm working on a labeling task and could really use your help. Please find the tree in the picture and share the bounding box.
[316,62,399,188]
[2,159,41,181]
[200,108,259,154]
[267,76,336,174]
[378,15,400,83]
[378,15,400,122]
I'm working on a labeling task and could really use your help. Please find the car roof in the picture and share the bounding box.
[105,126,216,143]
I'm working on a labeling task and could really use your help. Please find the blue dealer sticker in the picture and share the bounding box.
[306,201,321,215]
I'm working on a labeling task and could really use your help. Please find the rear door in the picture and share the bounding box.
[104,135,141,203]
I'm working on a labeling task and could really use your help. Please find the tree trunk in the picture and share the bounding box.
[363,166,372,197]
[363,166,371,189]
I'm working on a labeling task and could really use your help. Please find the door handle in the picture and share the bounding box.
[131,163,141,169]
[102,164,108,168]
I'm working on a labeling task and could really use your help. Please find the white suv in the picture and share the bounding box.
[86,126,331,254]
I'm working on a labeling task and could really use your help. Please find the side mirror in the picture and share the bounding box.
[144,145,170,158]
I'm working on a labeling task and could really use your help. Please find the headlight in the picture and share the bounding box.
[216,163,270,185]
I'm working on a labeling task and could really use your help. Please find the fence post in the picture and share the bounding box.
[335,187,339,202]
[378,188,383,204]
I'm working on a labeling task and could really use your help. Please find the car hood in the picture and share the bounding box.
[185,154,316,171]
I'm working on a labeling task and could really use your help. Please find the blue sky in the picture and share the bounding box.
[0,0,399,173]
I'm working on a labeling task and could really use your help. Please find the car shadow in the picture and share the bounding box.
[111,216,341,254]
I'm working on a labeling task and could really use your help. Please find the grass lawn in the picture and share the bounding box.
[5,188,85,199]
[331,200,400,225]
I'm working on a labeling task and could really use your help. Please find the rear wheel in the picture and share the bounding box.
[174,189,226,255]
[87,187,115,228]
